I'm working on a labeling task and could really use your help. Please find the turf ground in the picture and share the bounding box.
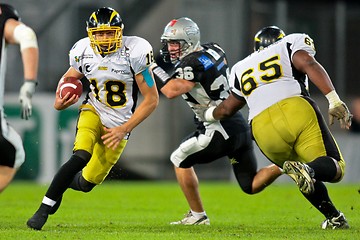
[0,181,359,239]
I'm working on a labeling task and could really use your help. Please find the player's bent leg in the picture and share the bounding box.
[0,166,17,193]
[230,143,282,194]
[251,164,283,194]
[69,171,96,192]
[230,145,257,194]
[306,156,344,183]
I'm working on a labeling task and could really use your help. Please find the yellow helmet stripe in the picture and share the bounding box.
[90,12,98,23]
[278,33,285,39]
[109,10,119,22]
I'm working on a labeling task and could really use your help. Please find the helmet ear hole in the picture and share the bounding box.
[254,26,285,51]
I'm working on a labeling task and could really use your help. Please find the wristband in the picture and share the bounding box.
[204,106,216,122]
[24,79,38,86]
[152,66,171,88]
[325,90,341,108]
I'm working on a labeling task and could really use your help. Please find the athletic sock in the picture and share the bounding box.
[45,155,88,200]
[191,210,206,219]
[302,181,339,219]
[306,156,337,182]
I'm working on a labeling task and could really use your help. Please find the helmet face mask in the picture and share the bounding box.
[160,40,190,63]
[254,26,285,51]
[87,7,124,55]
[160,17,200,63]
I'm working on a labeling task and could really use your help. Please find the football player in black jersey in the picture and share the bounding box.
[152,18,283,225]
[0,4,38,193]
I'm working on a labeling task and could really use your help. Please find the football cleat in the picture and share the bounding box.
[170,211,210,225]
[283,161,315,195]
[26,211,49,230]
[321,212,350,229]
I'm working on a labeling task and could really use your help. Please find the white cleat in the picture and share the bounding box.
[170,211,210,225]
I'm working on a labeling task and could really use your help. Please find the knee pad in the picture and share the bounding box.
[13,24,38,51]
[170,135,212,167]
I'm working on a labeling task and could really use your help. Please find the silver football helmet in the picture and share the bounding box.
[160,17,201,63]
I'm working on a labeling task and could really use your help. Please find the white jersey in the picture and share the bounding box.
[230,33,315,121]
[69,36,153,128]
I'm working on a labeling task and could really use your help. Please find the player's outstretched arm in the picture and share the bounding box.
[204,93,246,122]
[5,18,39,120]
[292,50,352,129]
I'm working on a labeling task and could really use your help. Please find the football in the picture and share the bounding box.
[59,77,83,99]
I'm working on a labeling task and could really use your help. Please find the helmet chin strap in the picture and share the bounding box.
[96,43,117,55]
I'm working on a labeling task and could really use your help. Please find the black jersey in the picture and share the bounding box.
[171,43,249,136]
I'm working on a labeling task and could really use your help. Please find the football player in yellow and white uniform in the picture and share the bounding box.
[27,7,158,230]
[204,26,352,229]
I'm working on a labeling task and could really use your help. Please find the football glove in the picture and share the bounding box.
[326,90,352,129]
[19,81,36,120]
[192,105,216,122]
[328,103,352,129]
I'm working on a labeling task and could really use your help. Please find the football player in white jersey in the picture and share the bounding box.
[0,4,38,193]
[27,7,158,230]
[203,26,352,229]
[152,18,282,225]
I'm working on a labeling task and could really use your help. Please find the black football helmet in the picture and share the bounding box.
[254,26,285,51]
[86,7,124,54]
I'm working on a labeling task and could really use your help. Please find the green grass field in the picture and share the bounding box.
[0,181,358,239]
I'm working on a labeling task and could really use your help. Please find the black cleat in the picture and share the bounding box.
[26,211,49,230]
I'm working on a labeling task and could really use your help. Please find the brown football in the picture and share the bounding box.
[59,77,83,99]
